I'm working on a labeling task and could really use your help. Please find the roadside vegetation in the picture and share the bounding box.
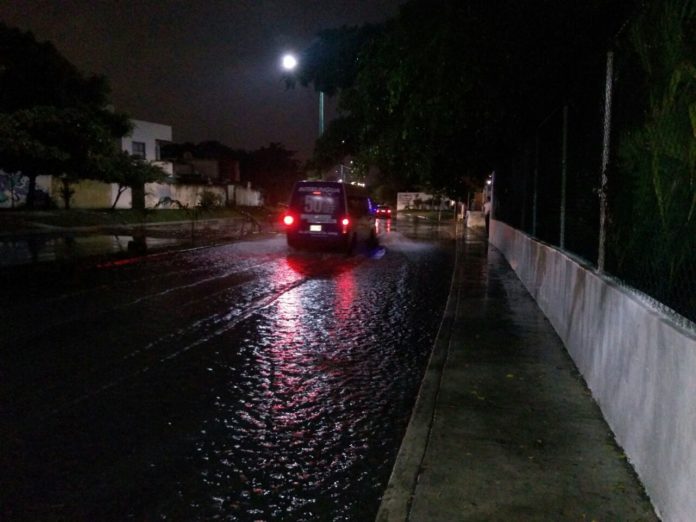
[2,206,267,229]
[610,0,696,311]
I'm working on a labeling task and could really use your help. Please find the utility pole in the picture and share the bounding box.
[598,51,614,273]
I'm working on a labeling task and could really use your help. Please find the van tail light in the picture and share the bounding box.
[341,216,350,234]
[282,214,295,226]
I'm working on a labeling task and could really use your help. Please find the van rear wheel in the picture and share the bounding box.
[367,229,378,248]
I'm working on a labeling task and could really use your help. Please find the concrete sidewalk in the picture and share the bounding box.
[377,230,656,521]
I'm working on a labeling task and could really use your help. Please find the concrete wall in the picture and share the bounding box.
[232,184,262,206]
[396,192,454,211]
[52,177,114,209]
[0,172,52,208]
[489,219,696,522]
[466,210,485,228]
[1,173,262,209]
[145,182,226,208]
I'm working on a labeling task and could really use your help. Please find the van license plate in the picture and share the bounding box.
[309,224,322,232]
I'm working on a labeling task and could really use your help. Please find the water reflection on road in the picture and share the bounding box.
[0,233,182,266]
[1,220,459,521]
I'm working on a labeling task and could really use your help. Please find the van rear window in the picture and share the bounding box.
[291,186,342,215]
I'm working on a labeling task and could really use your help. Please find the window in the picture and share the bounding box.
[132,141,146,159]
[155,139,171,161]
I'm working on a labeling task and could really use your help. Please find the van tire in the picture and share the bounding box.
[368,229,378,248]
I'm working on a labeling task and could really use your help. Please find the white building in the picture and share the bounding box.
[121,119,173,175]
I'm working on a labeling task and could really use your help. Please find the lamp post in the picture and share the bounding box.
[281,53,325,136]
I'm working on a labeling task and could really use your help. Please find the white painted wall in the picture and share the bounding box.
[466,210,485,228]
[3,174,262,209]
[396,192,454,210]
[489,219,696,522]
[0,173,53,208]
[232,184,262,206]
[110,184,132,209]
[145,183,227,209]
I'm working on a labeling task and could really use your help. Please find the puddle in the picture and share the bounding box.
[0,234,184,266]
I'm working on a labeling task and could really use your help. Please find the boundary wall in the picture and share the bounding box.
[0,173,261,209]
[489,219,696,522]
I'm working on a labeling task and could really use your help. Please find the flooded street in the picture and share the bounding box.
[1,221,458,520]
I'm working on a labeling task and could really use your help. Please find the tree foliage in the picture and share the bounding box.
[0,105,133,206]
[0,22,141,208]
[298,1,632,198]
[104,152,167,209]
[286,24,382,97]
[241,143,303,206]
[0,21,111,111]
[613,0,696,299]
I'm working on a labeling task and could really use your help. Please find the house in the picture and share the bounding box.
[162,142,241,184]
[121,119,173,176]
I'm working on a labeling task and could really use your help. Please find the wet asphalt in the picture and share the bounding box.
[1,219,455,520]
[377,228,657,521]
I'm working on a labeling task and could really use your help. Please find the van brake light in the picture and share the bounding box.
[283,214,295,226]
[341,217,350,226]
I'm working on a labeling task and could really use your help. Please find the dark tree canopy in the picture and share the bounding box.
[241,143,303,206]
[286,24,383,97]
[0,22,149,208]
[296,0,636,198]
[0,21,111,112]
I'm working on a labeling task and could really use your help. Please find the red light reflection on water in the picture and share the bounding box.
[333,268,355,320]
[285,253,360,278]
[375,219,391,235]
[261,254,361,423]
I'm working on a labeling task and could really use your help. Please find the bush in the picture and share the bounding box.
[198,190,223,210]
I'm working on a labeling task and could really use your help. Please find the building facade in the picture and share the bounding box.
[120,119,173,175]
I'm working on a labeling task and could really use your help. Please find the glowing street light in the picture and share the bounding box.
[281,53,297,71]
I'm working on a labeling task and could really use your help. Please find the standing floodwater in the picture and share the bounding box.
[1,221,457,520]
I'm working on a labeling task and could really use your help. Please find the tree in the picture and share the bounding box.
[297,0,634,197]
[311,116,360,172]
[0,22,133,208]
[0,105,131,208]
[103,152,167,209]
[285,24,383,97]
[0,22,111,111]
[241,143,303,206]
[612,0,696,305]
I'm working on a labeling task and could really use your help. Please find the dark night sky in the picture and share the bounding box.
[0,1,405,161]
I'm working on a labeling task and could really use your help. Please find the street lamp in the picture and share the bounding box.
[281,54,297,71]
[281,52,325,136]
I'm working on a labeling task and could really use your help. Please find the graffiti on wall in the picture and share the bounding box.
[0,172,29,208]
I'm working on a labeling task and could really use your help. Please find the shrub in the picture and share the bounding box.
[198,190,223,209]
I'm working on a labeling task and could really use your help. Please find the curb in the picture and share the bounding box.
[375,230,463,521]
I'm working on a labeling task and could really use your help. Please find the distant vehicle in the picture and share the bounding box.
[282,181,377,253]
[375,205,393,219]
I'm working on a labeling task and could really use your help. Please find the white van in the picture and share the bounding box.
[282,181,377,252]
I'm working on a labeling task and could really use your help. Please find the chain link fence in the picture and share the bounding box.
[494,1,696,325]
